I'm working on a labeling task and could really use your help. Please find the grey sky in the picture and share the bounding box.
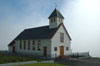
[62,0,100,57]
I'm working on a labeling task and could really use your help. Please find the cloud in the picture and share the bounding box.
[62,0,100,57]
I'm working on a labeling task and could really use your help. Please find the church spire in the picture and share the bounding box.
[48,8,64,19]
[48,8,64,29]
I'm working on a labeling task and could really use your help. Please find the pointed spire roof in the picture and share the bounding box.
[48,8,64,19]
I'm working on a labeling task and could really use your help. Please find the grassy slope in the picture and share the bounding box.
[17,63,70,66]
[0,54,44,64]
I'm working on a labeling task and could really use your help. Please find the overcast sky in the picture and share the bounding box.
[0,0,100,57]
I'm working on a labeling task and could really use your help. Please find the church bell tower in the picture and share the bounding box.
[48,8,64,29]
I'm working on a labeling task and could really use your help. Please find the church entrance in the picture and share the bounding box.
[60,46,64,56]
[43,47,47,57]
[12,46,16,53]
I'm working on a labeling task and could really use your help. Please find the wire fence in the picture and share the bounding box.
[55,58,100,66]
[0,51,100,66]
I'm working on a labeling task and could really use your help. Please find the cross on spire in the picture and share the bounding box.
[55,2,57,9]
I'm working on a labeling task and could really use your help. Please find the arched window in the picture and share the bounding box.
[61,19,62,22]
[54,18,55,22]
[20,41,22,49]
[38,40,41,50]
[51,18,52,22]
[60,33,64,42]
[59,18,60,22]
[33,40,35,50]
[28,40,30,50]
[54,47,57,51]
[24,41,26,49]
[66,47,69,50]
[52,18,54,22]
[33,40,35,45]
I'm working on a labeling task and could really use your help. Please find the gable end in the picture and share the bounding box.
[51,23,71,40]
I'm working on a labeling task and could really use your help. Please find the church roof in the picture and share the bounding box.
[8,25,58,46]
[15,26,57,40]
[48,8,64,19]
[8,23,71,46]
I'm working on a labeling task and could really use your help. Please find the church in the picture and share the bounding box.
[8,8,72,58]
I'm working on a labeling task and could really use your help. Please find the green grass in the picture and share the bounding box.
[93,57,100,59]
[17,63,70,66]
[0,54,45,64]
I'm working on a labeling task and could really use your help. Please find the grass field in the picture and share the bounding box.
[0,54,45,64]
[17,63,70,66]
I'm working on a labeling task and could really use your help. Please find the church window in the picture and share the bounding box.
[61,19,62,22]
[59,18,62,22]
[33,40,35,45]
[28,40,30,50]
[33,47,35,50]
[38,40,41,45]
[24,41,26,49]
[38,46,41,50]
[38,40,41,50]
[60,33,64,42]
[54,18,55,22]
[66,47,69,50]
[51,19,52,22]
[20,40,22,49]
[33,40,35,50]
[54,47,57,51]
[59,18,60,22]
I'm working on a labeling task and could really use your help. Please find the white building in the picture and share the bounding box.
[8,8,72,58]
